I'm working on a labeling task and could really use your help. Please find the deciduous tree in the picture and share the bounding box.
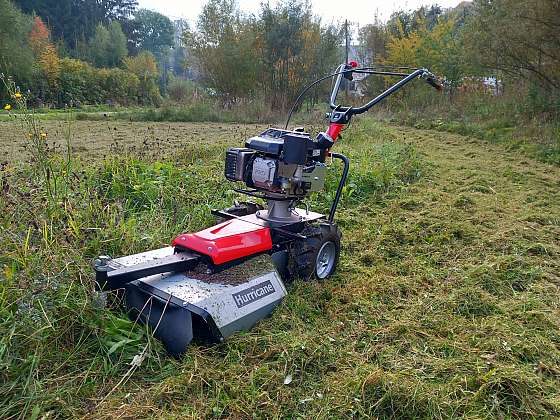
[185,0,260,104]
[0,0,34,97]
[131,9,174,60]
[463,0,560,91]
[89,21,128,68]
[14,0,138,52]
[124,51,161,104]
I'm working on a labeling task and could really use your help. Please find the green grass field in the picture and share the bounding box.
[1,117,559,418]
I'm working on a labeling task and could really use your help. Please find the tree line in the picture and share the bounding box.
[187,0,559,113]
[1,0,178,106]
[184,0,341,110]
[1,0,558,114]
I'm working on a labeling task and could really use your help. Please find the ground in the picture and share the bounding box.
[1,118,559,418]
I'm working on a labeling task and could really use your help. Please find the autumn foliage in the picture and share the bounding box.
[27,17,61,92]
[28,16,50,55]
[1,0,165,106]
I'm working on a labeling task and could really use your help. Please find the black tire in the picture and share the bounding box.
[288,223,341,281]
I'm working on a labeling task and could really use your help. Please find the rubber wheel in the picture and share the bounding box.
[288,223,341,281]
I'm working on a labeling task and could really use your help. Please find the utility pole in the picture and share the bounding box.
[345,19,349,96]
[344,19,349,64]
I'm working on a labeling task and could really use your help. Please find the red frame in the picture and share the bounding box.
[172,218,272,265]
[327,123,344,141]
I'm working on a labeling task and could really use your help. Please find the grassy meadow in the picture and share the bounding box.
[0,115,559,418]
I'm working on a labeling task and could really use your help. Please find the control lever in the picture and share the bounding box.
[423,72,443,90]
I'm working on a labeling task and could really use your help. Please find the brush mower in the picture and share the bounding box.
[94,62,442,356]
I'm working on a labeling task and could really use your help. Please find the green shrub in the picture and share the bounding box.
[58,58,91,104]
[99,67,140,105]
[49,58,162,107]
[167,76,198,103]
[124,52,162,106]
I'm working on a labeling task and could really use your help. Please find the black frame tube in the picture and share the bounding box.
[95,251,200,291]
[353,69,426,114]
[329,152,350,223]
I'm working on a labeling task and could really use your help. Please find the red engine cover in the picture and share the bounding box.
[172,218,272,265]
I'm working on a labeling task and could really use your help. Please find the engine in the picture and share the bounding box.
[224,128,334,198]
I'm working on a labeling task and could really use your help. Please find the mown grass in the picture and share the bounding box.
[1,116,559,418]
[375,89,560,166]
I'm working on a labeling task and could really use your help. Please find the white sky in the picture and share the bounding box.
[137,0,467,27]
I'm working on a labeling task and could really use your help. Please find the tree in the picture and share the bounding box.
[26,16,61,102]
[102,0,138,21]
[258,0,312,109]
[383,27,421,68]
[0,0,35,97]
[13,0,138,52]
[38,44,61,90]
[382,13,468,92]
[185,0,260,103]
[0,6,61,104]
[386,5,443,39]
[28,16,50,55]
[131,9,174,60]
[89,21,128,68]
[416,18,465,88]
[299,21,341,107]
[123,51,161,104]
[463,0,560,91]
[358,15,388,66]
[185,0,340,108]
[107,21,128,65]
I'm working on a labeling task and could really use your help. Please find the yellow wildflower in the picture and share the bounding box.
[14,92,22,99]
[40,132,47,140]
[4,104,11,111]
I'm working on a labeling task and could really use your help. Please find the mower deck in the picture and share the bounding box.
[98,247,286,355]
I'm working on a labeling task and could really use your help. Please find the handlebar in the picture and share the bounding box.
[329,63,442,117]
[284,63,442,130]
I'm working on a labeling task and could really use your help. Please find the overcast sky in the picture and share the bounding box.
[137,0,466,27]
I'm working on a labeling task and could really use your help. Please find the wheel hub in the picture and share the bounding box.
[316,241,336,279]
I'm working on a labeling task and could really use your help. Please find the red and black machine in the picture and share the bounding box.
[94,63,442,355]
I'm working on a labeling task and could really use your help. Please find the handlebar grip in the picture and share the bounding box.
[425,76,443,91]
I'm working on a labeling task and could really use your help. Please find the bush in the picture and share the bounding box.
[50,57,159,107]
[167,77,198,103]
[98,67,140,106]
[58,58,91,104]
[124,52,162,106]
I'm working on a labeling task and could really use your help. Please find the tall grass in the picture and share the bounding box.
[2,77,559,417]
[76,98,285,125]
